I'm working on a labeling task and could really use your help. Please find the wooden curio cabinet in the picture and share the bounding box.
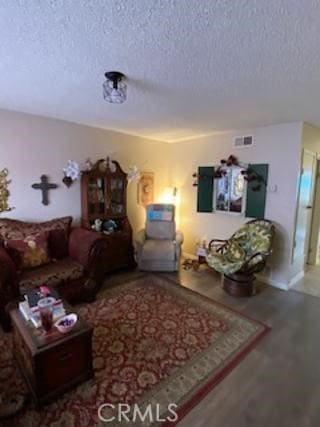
[81,158,128,228]
[81,158,136,273]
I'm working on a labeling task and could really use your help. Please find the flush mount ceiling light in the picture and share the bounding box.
[103,71,127,104]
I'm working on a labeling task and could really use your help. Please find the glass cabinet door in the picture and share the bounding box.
[88,177,105,214]
[109,178,125,215]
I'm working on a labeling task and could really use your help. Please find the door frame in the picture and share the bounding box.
[308,156,320,264]
[292,148,317,265]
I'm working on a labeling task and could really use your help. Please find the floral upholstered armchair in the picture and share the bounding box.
[206,219,275,296]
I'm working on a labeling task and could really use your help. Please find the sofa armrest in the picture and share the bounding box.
[0,247,19,331]
[0,247,19,301]
[175,230,184,245]
[68,228,105,267]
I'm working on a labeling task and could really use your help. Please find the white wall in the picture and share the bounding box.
[302,122,320,153]
[0,109,306,288]
[169,122,303,288]
[0,109,169,233]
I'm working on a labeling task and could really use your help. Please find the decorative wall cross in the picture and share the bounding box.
[32,175,58,206]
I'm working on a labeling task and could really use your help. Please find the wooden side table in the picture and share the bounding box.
[10,302,93,407]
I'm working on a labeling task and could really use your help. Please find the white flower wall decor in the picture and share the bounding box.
[62,160,81,187]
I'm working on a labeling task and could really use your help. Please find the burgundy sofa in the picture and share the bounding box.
[0,216,108,331]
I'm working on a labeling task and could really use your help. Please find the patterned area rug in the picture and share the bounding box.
[0,275,270,426]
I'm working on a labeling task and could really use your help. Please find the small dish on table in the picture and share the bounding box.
[55,313,78,334]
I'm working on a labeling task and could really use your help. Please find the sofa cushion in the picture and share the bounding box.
[141,240,176,261]
[206,252,245,276]
[0,216,72,242]
[19,257,84,295]
[232,221,273,256]
[206,240,247,275]
[5,232,50,270]
[145,204,176,239]
[145,221,176,240]
[49,229,69,260]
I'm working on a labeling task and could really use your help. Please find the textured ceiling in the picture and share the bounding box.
[1,0,320,142]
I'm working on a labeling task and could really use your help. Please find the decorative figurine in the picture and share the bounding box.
[91,218,103,232]
[102,219,117,234]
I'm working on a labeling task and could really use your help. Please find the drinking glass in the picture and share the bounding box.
[37,297,55,333]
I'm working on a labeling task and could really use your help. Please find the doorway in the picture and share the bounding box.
[292,149,316,267]
[292,150,320,297]
[308,158,320,265]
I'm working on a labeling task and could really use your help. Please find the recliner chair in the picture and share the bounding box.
[135,204,183,271]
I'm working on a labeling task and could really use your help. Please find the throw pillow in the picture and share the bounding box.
[5,232,50,270]
[224,240,246,263]
[0,216,72,241]
[48,229,69,260]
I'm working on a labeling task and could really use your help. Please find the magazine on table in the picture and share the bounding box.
[26,286,60,309]
[19,288,66,328]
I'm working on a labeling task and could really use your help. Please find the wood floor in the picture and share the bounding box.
[293,264,320,298]
[106,265,320,427]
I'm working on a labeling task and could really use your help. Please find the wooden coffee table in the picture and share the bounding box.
[10,301,94,407]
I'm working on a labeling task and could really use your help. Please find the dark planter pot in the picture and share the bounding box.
[223,272,255,297]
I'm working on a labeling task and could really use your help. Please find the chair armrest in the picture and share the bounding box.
[241,251,269,273]
[135,229,146,248]
[0,247,19,317]
[245,251,270,263]
[68,228,105,267]
[175,230,184,245]
[208,239,227,253]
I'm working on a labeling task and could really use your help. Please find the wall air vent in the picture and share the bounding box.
[233,135,253,148]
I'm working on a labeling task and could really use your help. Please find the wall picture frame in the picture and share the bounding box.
[137,172,154,206]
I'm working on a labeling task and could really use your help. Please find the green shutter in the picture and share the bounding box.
[197,166,214,212]
[245,164,269,218]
